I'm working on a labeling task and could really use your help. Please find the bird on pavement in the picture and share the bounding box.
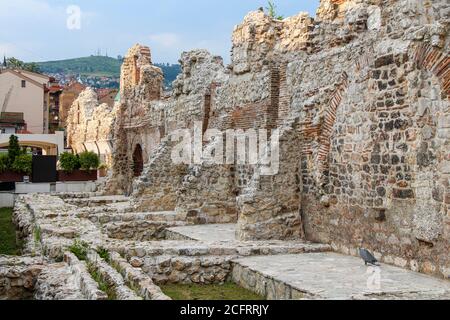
[359,248,380,266]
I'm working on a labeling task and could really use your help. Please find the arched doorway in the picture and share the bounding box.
[132,144,144,177]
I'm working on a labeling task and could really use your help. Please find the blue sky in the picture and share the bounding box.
[0,0,319,64]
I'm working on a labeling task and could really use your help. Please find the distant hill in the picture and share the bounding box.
[36,56,121,77]
[35,56,181,88]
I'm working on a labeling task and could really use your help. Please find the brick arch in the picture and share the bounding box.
[315,72,349,175]
[414,44,450,98]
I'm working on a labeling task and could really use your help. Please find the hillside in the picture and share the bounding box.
[36,56,181,88]
[37,56,121,77]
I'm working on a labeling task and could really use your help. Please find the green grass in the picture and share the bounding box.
[68,239,90,261]
[96,247,110,263]
[87,262,117,300]
[0,208,21,255]
[161,283,264,301]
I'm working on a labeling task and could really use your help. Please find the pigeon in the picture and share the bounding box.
[359,248,380,266]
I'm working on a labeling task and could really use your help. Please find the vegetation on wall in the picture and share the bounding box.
[266,0,284,20]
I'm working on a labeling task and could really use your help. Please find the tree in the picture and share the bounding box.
[266,1,284,20]
[6,57,41,73]
[7,135,22,167]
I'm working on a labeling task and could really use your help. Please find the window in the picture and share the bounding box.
[21,80,26,88]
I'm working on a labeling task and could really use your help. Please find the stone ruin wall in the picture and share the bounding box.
[66,88,116,166]
[236,0,449,277]
[74,0,450,278]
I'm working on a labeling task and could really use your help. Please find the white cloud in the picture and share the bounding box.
[148,33,181,48]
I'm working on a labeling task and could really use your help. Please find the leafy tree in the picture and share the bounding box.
[6,57,41,73]
[266,1,284,20]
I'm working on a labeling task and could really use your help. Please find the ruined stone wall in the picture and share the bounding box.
[236,0,449,277]
[66,88,116,165]
[0,256,44,300]
[107,45,229,198]
[100,0,449,278]
[237,120,304,241]
[107,45,164,194]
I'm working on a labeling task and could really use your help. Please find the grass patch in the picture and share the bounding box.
[161,283,264,301]
[87,262,117,300]
[34,226,41,243]
[96,247,110,263]
[0,208,21,255]
[69,239,90,261]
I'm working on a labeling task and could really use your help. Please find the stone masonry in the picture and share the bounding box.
[64,0,449,280]
[66,88,117,166]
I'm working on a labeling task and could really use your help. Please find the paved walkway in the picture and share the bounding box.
[233,253,450,300]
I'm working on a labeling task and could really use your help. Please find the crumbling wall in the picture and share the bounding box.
[253,0,449,278]
[237,120,304,241]
[0,256,44,300]
[175,138,238,224]
[107,45,164,194]
[66,88,116,165]
[232,0,449,278]
[107,46,229,199]
[100,0,449,278]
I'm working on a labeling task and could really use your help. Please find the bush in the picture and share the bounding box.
[0,154,8,173]
[59,152,80,173]
[79,151,100,171]
[12,154,32,175]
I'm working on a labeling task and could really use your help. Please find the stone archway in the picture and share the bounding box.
[132,144,144,177]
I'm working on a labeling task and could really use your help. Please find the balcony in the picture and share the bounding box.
[0,112,25,124]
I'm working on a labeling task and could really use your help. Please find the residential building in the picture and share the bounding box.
[47,81,63,134]
[0,68,51,134]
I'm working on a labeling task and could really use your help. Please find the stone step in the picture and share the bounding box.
[108,252,171,300]
[102,220,188,241]
[64,252,108,300]
[86,250,142,300]
[108,241,331,260]
[231,253,450,300]
[34,262,85,300]
[166,224,236,242]
[126,254,235,285]
[81,211,184,224]
[65,195,130,207]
